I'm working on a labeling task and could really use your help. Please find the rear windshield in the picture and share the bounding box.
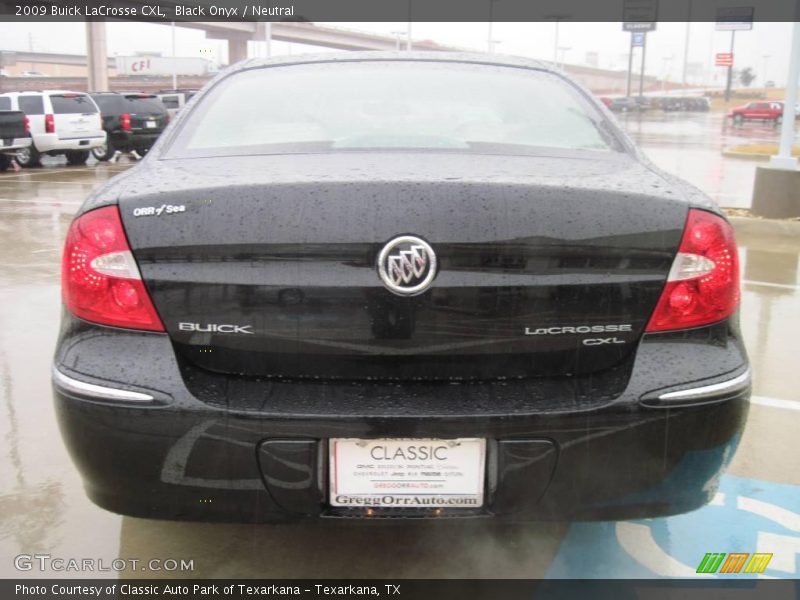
[166,61,621,158]
[18,96,44,115]
[49,94,98,114]
[91,95,120,112]
[124,96,167,114]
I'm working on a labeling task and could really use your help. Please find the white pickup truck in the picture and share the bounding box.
[0,91,105,167]
[0,107,31,172]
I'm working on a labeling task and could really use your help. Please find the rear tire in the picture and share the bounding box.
[16,144,42,168]
[91,141,115,162]
[775,116,783,126]
[65,150,90,166]
[0,154,9,172]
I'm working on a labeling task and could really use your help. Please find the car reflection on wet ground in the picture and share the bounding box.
[0,115,798,578]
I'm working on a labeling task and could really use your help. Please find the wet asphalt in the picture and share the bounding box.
[619,110,800,209]
[0,111,798,579]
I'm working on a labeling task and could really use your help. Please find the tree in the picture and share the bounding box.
[739,67,756,88]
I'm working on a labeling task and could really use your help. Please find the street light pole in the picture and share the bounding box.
[626,35,634,96]
[681,0,693,88]
[553,20,560,65]
[171,21,177,91]
[681,21,691,88]
[638,32,647,97]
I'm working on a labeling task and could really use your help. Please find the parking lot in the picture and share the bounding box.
[0,112,798,579]
[620,109,800,209]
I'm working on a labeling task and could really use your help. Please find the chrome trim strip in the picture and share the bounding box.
[52,367,153,403]
[658,369,751,402]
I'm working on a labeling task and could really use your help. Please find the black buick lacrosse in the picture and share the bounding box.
[53,53,749,521]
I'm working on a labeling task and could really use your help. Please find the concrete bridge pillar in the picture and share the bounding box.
[85,21,109,92]
[227,36,249,65]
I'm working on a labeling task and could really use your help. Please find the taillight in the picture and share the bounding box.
[45,114,55,134]
[646,209,740,332]
[23,115,30,134]
[61,206,164,332]
[120,113,131,131]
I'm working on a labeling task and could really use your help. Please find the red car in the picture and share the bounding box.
[729,101,784,124]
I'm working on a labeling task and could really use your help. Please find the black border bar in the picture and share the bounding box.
[4,579,800,600]
[0,0,799,23]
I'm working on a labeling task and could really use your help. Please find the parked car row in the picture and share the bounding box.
[0,88,197,167]
[658,96,711,112]
[0,91,105,166]
[599,95,711,113]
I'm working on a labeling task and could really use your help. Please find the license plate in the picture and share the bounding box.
[146,120,157,128]
[329,438,485,508]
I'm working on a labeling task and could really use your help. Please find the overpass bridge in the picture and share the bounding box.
[84,19,460,91]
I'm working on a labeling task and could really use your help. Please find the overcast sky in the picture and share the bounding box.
[0,21,795,87]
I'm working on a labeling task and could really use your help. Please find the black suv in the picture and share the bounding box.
[89,92,169,161]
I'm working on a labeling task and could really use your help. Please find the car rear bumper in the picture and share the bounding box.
[52,317,750,523]
[1,137,31,152]
[34,132,106,153]
[109,130,162,150]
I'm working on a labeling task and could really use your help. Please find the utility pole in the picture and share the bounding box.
[405,0,413,52]
[553,20,560,64]
[638,32,647,97]
[681,0,693,89]
[171,22,177,90]
[487,0,495,53]
[681,21,691,88]
[626,35,634,96]
[724,30,736,102]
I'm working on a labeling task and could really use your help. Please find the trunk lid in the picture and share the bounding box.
[118,152,686,381]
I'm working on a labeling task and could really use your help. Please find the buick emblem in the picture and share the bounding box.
[377,235,437,296]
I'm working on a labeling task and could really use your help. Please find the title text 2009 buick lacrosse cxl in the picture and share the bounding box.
[52,53,749,522]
